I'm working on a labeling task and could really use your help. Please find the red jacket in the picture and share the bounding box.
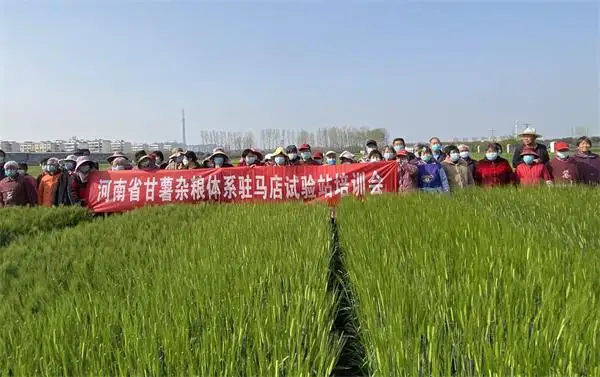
[515,163,552,185]
[474,158,513,187]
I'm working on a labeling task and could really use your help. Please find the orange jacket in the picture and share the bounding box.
[38,173,60,207]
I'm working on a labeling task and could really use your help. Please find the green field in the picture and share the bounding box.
[1,188,599,376]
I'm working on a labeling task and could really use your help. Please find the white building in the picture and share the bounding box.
[20,141,36,153]
[131,142,149,152]
[0,141,20,153]
[60,139,89,152]
[148,143,164,152]
[34,141,59,153]
[88,139,112,153]
[111,140,132,153]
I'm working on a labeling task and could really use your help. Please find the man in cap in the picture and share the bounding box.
[361,140,379,162]
[547,141,578,185]
[0,160,38,207]
[512,127,549,167]
[286,145,302,165]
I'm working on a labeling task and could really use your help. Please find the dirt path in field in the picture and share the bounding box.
[328,218,369,377]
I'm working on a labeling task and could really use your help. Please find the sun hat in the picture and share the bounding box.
[107,152,127,163]
[325,150,336,157]
[273,147,288,157]
[63,155,77,163]
[518,127,542,138]
[339,151,355,161]
[313,151,324,160]
[554,141,569,151]
[242,148,263,160]
[285,145,298,154]
[75,156,94,171]
[3,160,18,170]
[520,147,539,157]
[299,143,311,151]
[264,153,273,161]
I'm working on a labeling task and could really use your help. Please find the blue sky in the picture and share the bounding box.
[1,1,598,145]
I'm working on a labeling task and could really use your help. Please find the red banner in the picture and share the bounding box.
[85,162,398,213]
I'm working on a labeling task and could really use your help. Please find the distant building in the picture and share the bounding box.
[131,143,149,153]
[60,139,89,152]
[111,140,132,153]
[19,141,36,153]
[0,141,20,153]
[88,139,112,153]
[148,143,164,152]
[34,141,59,153]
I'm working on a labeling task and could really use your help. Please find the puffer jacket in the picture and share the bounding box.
[442,159,474,189]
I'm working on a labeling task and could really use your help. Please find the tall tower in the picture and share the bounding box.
[181,109,187,147]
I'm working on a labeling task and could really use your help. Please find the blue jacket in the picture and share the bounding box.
[417,160,450,193]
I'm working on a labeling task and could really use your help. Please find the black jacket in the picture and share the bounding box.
[512,143,550,167]
[54,171,75,205]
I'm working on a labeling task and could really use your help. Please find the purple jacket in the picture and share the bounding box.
[398,161,418,192]
[547,157,579,184]
[417,160,450,193]
[572,152,600,185]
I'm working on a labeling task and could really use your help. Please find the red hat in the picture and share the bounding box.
[554,141,569,152]
[520,148,539,157]
[313,151,324,159]
[299,143,311,151]
[396,149,409,157]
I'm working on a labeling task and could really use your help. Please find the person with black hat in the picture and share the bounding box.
[362,139,379,162]
[286,145,302,165]
[239,148,264,167]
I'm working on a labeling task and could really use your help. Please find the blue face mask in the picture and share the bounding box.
[5,169,17,177]
[459,151,470,159]
[327,158,336,165]
[214,157,225,166]
[431,144,442,152]
[556,151,569,159]
[393,145,405,152]
[384,152,394,160]
[47,165,58,173]
[421,154,433,162]
[450,152,460,162]
[314,159,322,164]
[301,151,311,161]
[523,155,535,165]
[65,162,75,170]
[246,156,256,164]
[274,156,285,165]
[485,152,498,161]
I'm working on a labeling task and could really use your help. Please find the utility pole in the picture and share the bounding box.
[489,128,496,141]
[181,109,187,147]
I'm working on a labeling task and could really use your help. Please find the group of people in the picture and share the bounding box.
[1,128,598,206]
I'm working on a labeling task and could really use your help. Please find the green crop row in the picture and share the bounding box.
[338,187,600,376]
[0,206,92,248]
[0,204,342,376]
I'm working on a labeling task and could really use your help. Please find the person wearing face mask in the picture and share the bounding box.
[55,155,80,206]
[368,149,384,163]
[325,151,337,166]
[60,155,78,174]
[392,138,416,161]
[239,148,264,167]
[474,144,514,187]
[297,144,318,165]
[36,158,50,186]
[207,150,233,169]
[263,153,274,166]
[512,127,550,167]
[546,141,579,185]
[111,157,133,171]
[166,148,186,170]
[396,149,418,193]
[271,147,289,167]
[416,146,450,193]
[152,150,168,169]
[0,149,6,179]
[0,160,38,207]
[382,146,396,161]
[137,154,159,170]
[285,145,302,166]
[514,148,552,186]
[441,145,474,189]
[71,157,97,206]
[312,151,324,165]
[37,158,62,207]
[429,137,447,162]
[183,151,202,169]
[107,152,128,169]
[339,151,355,165]
[572,136,600,185]
[361,140,379,162]
[457,144,476,176]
